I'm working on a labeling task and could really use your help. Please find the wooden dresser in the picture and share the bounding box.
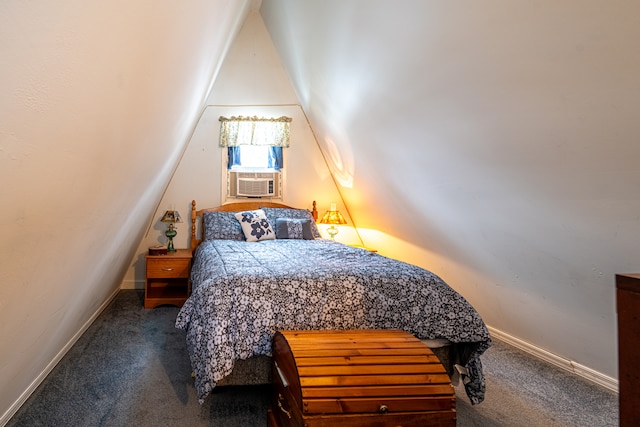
[617,274,640,426]
[145,249,192,309]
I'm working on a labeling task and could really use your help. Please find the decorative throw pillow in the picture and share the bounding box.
[203,211,245,240]
[275,218,315,240]
[261,207,322,239]
[234,209,275,242]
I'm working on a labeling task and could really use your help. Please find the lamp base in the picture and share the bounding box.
[327,226,339,241]
[165,225,177,252]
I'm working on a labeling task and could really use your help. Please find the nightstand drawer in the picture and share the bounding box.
[145,248,192,309]
[147,258,190,278]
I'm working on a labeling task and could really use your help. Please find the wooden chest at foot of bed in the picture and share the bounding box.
[268,329,456,427]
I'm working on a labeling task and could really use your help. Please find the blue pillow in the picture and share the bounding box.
[203,211,244,240]
[275,218,314,240]
[261,207,321,239]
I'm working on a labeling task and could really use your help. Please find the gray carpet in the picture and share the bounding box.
[7,290,618,426]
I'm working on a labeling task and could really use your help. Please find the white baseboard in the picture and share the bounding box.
[488,326,618,393]
[120,279,144,290]
[0,287,121,427]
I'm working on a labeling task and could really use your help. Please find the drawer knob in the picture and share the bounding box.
[379,404,389,414]
[162,268,174,271]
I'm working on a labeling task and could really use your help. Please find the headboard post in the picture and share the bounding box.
[190,200,198,252]
[312,200,318,221]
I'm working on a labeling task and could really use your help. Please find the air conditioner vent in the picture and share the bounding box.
[228,171,281,198]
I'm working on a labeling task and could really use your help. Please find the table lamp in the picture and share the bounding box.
[160,210,183,252]
[319,203,347,240]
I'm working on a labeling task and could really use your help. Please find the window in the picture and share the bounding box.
[219,115,291,199]
[227,146,283,170]
[235,145,269,169]
[219,115,290,171]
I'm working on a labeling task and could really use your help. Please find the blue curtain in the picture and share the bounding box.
[227,147,242,169]
[269,146,283,170]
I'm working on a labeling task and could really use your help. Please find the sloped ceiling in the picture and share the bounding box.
[2,1,639,419]
[0,0,251,419]
[261,0,640,380]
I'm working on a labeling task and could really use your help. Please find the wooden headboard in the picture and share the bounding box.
[190,199,318,251]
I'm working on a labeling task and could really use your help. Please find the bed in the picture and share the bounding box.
[175,200,491,405]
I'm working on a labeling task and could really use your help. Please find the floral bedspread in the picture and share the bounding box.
[175,239,491,404]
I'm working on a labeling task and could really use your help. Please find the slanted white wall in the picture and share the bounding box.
[0,0,252,423]
[123,11,354,288]
[262,0,640,383]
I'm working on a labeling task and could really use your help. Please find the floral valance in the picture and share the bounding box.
[219,116,292,147]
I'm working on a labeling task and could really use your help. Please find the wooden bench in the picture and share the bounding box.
[268,329,456,427]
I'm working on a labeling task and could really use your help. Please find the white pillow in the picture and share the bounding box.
[234,209,276,242]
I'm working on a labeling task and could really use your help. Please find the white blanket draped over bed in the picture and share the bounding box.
[175,239,491,404]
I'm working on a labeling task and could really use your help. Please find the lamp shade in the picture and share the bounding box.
[161,210,182,224]
[319,209,347,225]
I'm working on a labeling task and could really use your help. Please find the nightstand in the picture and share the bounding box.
[145,248,192,309]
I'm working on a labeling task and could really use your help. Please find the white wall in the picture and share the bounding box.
[123,11,356,288]
[3,3,635,423]
[0,0,252,422]
[262,0,640,382]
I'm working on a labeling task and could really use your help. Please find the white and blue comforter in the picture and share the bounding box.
[175,239,491,404]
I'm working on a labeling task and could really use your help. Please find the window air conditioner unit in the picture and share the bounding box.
[229,171,281,198]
